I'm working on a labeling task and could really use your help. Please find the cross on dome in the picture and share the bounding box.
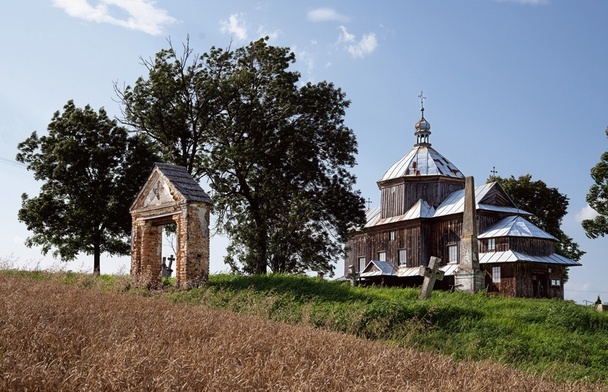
[418,91,426,110]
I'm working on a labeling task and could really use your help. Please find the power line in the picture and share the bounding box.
[0,156,26,169]
[565,288,608,294]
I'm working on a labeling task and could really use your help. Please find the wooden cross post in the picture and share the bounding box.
[167,255,175,269]
[161,255,175,278]
[418,256,445,300]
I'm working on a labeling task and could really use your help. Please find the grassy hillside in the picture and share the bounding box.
[1,270,607,389]
[170,274,608,384]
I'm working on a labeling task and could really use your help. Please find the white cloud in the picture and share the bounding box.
[575,204,599,223]
[307,8,349,23]
[52,0,176,35]
[338,27,378,59]
[292,47,315,82]
[220,13,248,41]
[337,26,356,44]
[257,26,281,41]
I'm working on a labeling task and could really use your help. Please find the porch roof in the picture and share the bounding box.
[479,250,581,266]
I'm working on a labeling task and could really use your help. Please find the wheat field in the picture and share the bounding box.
[0,274,604,391]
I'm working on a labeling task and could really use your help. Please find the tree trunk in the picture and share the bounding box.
[252,212,268,275]
[93,240,101,276]
[238,174,268,274]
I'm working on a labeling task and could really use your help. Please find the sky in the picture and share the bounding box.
[1,0,607,304]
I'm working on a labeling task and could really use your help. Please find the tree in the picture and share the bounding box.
[16,100,158,274]
[118,38,366,275]
[487,174,585,264]
[582,127,608,239]
[115,38,218,181]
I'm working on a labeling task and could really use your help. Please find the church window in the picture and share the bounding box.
[551,279,561,287]
[492,266,501,283]
[448,244,458,263]
[378,251,386,261]
[389,231,396,241]
[488,238,496,251]
[398,249,407,266]
[358,257,366,272]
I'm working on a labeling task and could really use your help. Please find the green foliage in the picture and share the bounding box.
[583,127,608,239]
[488,174,584,264]
[119,38,366,276]
[16,100,158,274]
[116,38,214,180]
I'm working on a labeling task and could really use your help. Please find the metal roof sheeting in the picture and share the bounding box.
[360,260,396,277]
[365,199,435,228]
[396,263,460,277]
[361,261,460,278]
[360,252,580,280]
[364,207,382,228]
[363,183,530,230]
[434,182,531,218]
[479,250,581,266]
[479,216,556,240]
[380,146,464,181]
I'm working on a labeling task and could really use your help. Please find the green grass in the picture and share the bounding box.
[168,273,608,384]
[3,269,607,384]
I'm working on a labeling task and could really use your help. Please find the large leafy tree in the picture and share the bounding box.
[115,38,218,181]
[118,38,366,275]
[16,100,158,274]
[582,127,608,239]
[488,174,584,263]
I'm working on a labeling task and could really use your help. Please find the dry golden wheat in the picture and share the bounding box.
[0,275,604,391]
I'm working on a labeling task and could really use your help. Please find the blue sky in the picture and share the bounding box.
[1,0,606,304]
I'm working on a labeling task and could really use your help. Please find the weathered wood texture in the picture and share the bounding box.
[479,237,555,255]
[378,177,464,219]
[484,263,566,298]
[346,215,566,299]
[346,223,423,274]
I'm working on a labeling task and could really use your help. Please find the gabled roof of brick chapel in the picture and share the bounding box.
[154,163,212,203]
[130,163,212,212]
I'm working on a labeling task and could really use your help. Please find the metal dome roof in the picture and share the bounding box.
[380,145,464,181]
[415,115,431,132]
[381,94,464,182]
[478,215,556,240]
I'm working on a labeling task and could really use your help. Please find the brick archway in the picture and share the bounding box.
[130,163,212,287]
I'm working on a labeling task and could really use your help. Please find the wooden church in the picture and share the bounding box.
[344,97,580,299]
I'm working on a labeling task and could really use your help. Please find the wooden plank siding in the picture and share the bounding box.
[347,214,507,275]
[345,208,567,299]
[483,263,566,298]
[428,217,461,263]
[345,223,424,274]
[379,177,464,219]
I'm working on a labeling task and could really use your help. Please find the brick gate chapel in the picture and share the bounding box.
[130,163,212,287]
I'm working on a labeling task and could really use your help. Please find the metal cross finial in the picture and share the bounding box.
[366,198,372,210]
[418,91,426,111]
[490,166,498,176]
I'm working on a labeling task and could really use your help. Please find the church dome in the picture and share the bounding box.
[415,116,431,132]
[380,94,464,182]
[380,145,464,181]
